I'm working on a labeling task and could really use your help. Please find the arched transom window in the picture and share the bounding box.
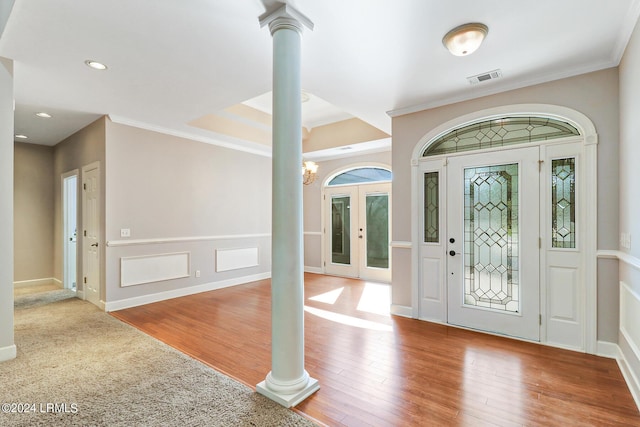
[422,116,580,157]
[327,167,392,186]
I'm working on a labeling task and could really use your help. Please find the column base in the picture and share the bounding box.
[256,377,320,408]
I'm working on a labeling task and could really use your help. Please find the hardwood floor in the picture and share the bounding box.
[111,274,640,426]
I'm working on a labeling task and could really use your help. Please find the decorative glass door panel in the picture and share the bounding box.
[365,194,389,269]
[464,164,519,313]
[331,196,351,265]
[447,147,540,341]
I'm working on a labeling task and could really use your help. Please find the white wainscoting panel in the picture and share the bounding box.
[216,247,259,272]
[621,281,640,365]
[121,252,190,287]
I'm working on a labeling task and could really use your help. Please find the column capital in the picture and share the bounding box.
[259,3,313,35]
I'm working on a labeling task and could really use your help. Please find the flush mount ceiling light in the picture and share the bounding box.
[35,112,52,118]
[443,23,488,56]
[15,134,28,139]
[85,60,108,70]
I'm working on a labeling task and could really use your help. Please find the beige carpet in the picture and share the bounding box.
[1,290,316,427]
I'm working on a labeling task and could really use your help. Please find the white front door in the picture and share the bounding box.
[82,163,100,307]
[446,147,540,341]
[325,183,391,282]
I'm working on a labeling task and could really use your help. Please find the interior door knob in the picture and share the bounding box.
[449,250,457,256]
[91,243,99,247]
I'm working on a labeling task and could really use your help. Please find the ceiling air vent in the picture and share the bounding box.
[467,69,502,85]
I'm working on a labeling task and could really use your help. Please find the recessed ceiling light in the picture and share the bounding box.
[85,60,108,70]
[35,112,52,118]
[15,134,28,139]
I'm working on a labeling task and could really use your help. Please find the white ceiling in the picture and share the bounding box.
[1,0,639,156]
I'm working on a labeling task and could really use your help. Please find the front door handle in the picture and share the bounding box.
[449,250,458,256]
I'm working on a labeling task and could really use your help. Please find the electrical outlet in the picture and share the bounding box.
[120,228,131,238]
[620,232,632,250]
[195,270,201,278]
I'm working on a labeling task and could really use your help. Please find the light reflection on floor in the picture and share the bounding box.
[303,305,392,331]
[308,287,344,304]
[305,281,391,331]
[356,282,390,316]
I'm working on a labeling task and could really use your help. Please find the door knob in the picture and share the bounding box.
[449,250,457,256]
[91,243,99,247]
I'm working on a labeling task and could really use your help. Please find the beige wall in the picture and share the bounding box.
[14,142,54,282]
[0,57,15,361]
[53,117,106,297]
[104,120,272,304]
[303,150,391,270]
[391,68,620,342]
[618,12,640,394]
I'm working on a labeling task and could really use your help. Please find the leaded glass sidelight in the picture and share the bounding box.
[551,158,576,248]
[423,117,580,157]
[424,172,439,243]
[464,163,520,313]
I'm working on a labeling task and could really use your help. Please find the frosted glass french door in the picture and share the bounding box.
[447,147,540,341]
[325,183,391,282]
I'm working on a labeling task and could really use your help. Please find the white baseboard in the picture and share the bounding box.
[0,344,16,362]
[596,340,619,359]
[104,272,271,312]
[13,278,58,288]
[304,266,323,274]
[390,304,413,318]
[618,353,640,412]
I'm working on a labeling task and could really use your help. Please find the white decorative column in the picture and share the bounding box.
[256,4,319,407]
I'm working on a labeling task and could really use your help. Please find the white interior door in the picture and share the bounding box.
[63,173,78,291]
[446,147,540,341]
[82,163,100,307]
[325,183,391,282]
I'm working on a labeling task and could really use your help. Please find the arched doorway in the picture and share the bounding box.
[323,165,392,282]
[411,104,598,352]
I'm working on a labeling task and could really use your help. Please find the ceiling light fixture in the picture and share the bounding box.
[85,60,108,70]
[35,112,52,118]
[302,161,319,185]
[15,134,28,139]
[442,23,488,56]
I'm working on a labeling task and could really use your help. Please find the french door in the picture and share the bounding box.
[324,183,391,282]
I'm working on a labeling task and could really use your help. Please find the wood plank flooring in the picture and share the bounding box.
[111,273,640,426]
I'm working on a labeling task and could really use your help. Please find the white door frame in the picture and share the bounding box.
[410,104,598,353]
[62,170,79,291]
